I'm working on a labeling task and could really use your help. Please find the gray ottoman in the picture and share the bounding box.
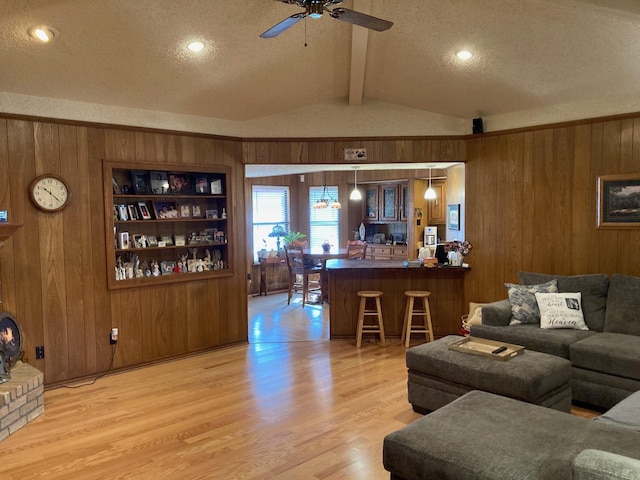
[407,335,572,412]
[383,391,640,480]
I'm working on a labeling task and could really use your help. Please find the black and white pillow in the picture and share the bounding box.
[535,292,589,330]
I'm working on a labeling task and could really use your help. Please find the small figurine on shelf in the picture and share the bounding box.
[152,260,160,276]
[221,208,227,219]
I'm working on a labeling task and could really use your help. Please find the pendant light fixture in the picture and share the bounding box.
[313,172,341,209]
[350,166,362,200]
[424,166,437,200]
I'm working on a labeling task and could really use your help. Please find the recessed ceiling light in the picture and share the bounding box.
[456,50,472,60]
[29,25,58,43]
[187,41,205,53]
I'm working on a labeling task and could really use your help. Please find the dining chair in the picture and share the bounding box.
[346,240,367,260]
[284,244,322,307]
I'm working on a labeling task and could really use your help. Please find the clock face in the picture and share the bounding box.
[29,175,70,212]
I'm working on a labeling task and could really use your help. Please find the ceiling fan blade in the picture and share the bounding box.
[260,12,307,38]
[329,8,393,32]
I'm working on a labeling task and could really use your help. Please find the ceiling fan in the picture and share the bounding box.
[260,0,393,38]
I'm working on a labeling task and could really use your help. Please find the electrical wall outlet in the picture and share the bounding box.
[35,345,44,359]
[110,327,118,345]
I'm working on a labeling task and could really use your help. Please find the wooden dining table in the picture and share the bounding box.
[304,248,348,303]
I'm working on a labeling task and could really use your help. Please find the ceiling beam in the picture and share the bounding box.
[348,0,370,106]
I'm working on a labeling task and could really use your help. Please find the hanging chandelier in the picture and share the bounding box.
[313,176,341,209]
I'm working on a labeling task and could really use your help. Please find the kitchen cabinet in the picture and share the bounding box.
[365,185,379,221]
[368,245,408,260]
[400,184,408,221]
[428,182,446,224]
[364,182,407,223]
[380,184,398,221]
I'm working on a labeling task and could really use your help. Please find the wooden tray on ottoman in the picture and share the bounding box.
[447,336,524,361]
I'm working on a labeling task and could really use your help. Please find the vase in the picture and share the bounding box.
[448,251,463,266]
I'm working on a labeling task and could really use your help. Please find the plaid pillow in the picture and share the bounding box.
[506,279,558,325]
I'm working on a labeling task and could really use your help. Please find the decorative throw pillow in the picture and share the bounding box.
[535,292,589,330]
[464,302,485,326]
[506,279,558,325]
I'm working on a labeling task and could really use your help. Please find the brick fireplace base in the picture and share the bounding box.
[0,362,44,441]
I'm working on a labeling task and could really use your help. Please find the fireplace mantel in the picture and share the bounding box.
[0,223,21,248]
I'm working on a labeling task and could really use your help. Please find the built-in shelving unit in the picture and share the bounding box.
[103,161,233,289]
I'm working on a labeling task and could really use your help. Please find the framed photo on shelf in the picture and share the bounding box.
[206,209,218,219]
[160,261,175,275]
[174,234,186,246]
[147,235,158,247]
[194,176,209,194]
[118,232,129,249]
[138,202,152,220]
[127,204,139,221]
[210,179,223,195]
[152,201,179,219]
[448,204,460,231]
[180,204,191,218]
[117,204,129,221]
[132,234,146,248]
[160,235,173,246]
[192,205,202,218]
[168,173,190,194]
[597,173,640,228]
[130,171,148,194]
[149,171,169,195]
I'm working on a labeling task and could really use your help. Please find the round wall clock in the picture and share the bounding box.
[29,174,71,213]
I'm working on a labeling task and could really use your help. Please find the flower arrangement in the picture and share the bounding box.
[450,240,473,256]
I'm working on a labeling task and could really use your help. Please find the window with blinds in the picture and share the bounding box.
[309,186,340,250]
[252,185,290,259]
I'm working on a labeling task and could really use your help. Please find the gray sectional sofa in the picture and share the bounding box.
[470,272,640,410]
[383,390,640,480]
[382,272,640,479]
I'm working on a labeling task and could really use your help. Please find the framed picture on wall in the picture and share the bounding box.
[448,204,460,231]
[597,174,640,228]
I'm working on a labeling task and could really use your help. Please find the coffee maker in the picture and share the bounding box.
[423,226,437,257]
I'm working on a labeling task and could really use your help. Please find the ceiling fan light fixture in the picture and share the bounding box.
[309,3,324,18]
[456,50,472,60]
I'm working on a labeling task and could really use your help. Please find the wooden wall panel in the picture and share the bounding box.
[6,111,640,384]
[0,116,248,385]
[464,116,640,308]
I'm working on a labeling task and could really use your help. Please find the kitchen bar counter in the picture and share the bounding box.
[326,259,469,340]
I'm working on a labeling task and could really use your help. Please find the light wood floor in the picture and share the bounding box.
[0,294,597,479]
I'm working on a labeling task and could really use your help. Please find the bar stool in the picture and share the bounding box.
[356,290,386,348]
[402,290,434,348]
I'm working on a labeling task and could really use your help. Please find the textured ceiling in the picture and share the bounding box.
[2,0,640,137]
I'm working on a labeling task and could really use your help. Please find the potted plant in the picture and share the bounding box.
[283,231,306,244]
